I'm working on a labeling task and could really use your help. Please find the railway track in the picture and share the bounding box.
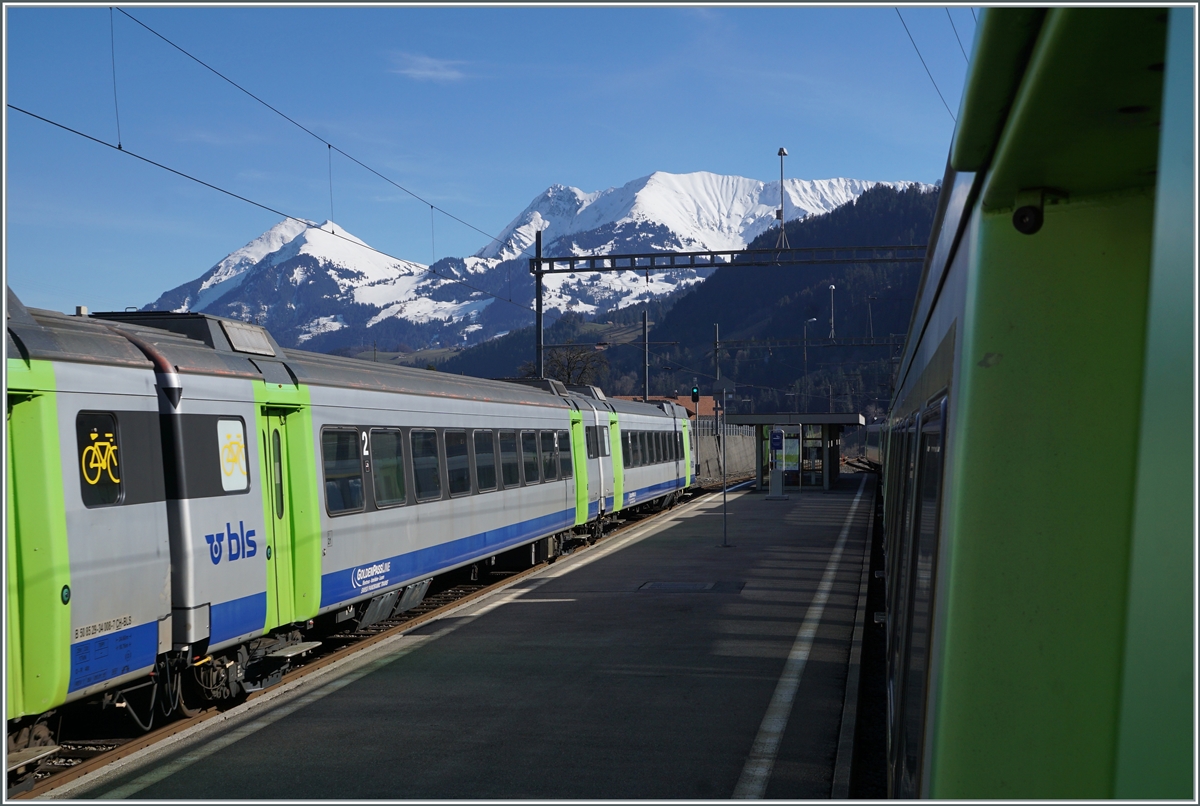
[11,480,749,799]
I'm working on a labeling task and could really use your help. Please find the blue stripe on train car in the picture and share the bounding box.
[320,507,576,608]
[68,620,158,693]
[623,477,686,507]
[588,500,599,519]
[605,496,614,511]
[210,591,268,645]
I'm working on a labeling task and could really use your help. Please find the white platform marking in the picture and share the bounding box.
[732,475,867,799]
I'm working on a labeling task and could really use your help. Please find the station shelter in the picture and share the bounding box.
[725,413,865,492]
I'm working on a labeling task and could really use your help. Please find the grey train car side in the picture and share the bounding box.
[7,296,691,743]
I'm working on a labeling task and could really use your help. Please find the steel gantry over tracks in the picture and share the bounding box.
[527,229,927,376]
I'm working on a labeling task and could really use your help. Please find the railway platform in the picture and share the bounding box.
[59,473,877,800]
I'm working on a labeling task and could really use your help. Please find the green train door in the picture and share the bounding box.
[260,409,297,630]
[5,366,71,722]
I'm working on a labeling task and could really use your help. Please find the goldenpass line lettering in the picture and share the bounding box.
[351,560,392,594]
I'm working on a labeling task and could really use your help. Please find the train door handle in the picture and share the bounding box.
[266,546,272,560]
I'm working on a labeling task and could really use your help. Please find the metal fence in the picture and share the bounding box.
[693,417,755,437]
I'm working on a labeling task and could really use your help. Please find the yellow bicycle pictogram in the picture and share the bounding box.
[221,432,247,478]
[81,432,120,485]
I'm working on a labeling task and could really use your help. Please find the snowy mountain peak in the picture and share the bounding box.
[477,170,926,264]
[145,169,934,353]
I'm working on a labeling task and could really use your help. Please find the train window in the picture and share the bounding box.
[622,432,632,468]
[897,404,947,797]
[887,420,920,746]
[273,430,285,519]
[676,431,684,460]
[521,430,540,484]
[370,429,406,507]
[637,431,648,467]
[599,426,610,456]
[217,419,249,492]
[558,430,573,478]
[445,430,471,496]
[77,411,123,507]
[321,428,364,514]
[654,431,663,464]
[474,431,497,491]
[499,431,520,487]
[540,431,558,481]
[410,430,442,501]
[585,425,599,460]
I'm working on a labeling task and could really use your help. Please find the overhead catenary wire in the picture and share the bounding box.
[113,7,515,255]
[946,8,970,63]
[895,8,957,123]
[7,104,535,314]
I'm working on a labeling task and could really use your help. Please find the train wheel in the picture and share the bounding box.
[176,671,204,718]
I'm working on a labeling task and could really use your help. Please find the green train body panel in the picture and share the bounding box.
[1113,7,1194,798]
[608,413,623,512]
[936,190,1152,799]
[5,358,72,720]
[926,7,1187,799]
[254,380,320,630]
[569,411,587,525]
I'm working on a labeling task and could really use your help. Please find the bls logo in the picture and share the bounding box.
[205,521,258,566]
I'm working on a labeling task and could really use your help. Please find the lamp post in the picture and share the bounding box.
[775,148,790,249]
[804,317,817,413]
[828,284,836,339]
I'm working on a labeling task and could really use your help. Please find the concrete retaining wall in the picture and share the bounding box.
[694,434,756,484]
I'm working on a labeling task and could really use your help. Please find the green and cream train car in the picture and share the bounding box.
[879,7,1192,798]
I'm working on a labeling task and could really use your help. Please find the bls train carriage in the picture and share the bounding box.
[5,293,694,751]
[878,7,1191,799]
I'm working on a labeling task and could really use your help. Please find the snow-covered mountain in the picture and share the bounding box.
[143,171,928,351]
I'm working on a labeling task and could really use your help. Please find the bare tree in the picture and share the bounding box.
[518,342,609,385]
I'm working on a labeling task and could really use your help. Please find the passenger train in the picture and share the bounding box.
[876,7,1191,799]
[5,295,694,748]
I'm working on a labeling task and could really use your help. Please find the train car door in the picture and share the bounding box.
[260,408,297,629]
[581,402,609,517]
[569,409,588,526]
[608,412,623,513]
[5,368,72,721]
[595,407,613,513]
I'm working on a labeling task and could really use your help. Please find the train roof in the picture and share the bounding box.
[8,290,691,418]
[6,292,569,409]
[9,290,691,419]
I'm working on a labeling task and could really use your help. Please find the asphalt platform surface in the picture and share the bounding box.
[71,473,874,800]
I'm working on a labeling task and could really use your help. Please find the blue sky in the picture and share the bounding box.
[5,5,977,313]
